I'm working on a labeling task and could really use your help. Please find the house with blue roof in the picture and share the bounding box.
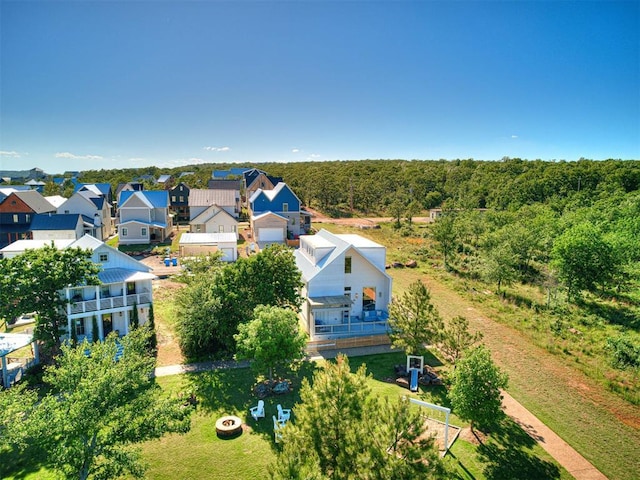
[30,213,97,241]
[117,190,172,245]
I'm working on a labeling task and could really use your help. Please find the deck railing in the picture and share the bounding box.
[69,291,151,314]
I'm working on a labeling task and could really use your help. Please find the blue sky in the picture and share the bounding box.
[1,1,638,174]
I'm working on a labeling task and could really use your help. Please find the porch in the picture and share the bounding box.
[312,312,389,339]
[68,291,152,315]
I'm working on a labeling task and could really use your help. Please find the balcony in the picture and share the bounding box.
[69,291,152,315]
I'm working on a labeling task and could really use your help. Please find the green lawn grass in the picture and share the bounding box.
[139,354,571,480]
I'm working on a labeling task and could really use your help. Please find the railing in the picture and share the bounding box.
[69,291,151,314]
[313,312,389,338]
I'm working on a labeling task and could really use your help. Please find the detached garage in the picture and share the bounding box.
[251,212,288,245]
[178,232,237,262]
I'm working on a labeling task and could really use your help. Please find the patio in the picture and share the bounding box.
[0,332,40,388]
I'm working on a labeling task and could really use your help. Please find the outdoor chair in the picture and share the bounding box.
[277,404,291,422]
[273,415,285,443]
[250,400,265,421]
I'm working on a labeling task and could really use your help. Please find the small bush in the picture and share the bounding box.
[605,335,640,370]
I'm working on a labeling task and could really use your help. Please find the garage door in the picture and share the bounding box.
[258,227,284,242]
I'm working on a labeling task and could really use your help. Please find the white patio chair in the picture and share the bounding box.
[273,415,285,443]
[250,399,265,421]
[277,404,291,422]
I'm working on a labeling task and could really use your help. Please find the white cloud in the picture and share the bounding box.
[307,153,321,160]
[511,135,518,139]
[291,148,300,153]
[203,146,231,152]
[0,150,21,158]
[55,152,103,160]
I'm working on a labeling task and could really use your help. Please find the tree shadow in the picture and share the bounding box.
[476,418,561,480]
[580,299,640,330]
[0,443,49,479]
[182,362,318,448]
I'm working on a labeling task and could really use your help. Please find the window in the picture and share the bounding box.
[171,196,176,202]
[99,253,109,262]
[25,214,30,222]
[12,214,18,223]
[219,225,224,232]
[345,256,352,274]
[282,203,289,212]
[101,285,110,297]
[75,319,85,336]
[141,227,147,236]
[196,225,201,233]
[179,196,184,202]
[121,227,128,237]
[232,225,237,232]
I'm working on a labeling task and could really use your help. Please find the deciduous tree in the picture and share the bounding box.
[1,328,192,480]
[234,305,307,382]
[0,244,101,358]
[448,345,508,435]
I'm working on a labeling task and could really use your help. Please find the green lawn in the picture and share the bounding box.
[140,353,571,480]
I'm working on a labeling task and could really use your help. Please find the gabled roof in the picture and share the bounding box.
[188,189,236,207]
[30,213,88,231]
[78,190,106,209]
[251,211,288,222]
[157,174,172,183]
[249,182,297,204]
[119,219,168,229]
[45,195,67,208]
[294,229,389,283]
[190,205,238,225]
[75,183,112,198]
[119,190,169,208]
[11,190,57,213]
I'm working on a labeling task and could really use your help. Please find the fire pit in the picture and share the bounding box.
[215,415,243,438]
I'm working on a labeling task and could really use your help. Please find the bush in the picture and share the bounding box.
[605,335,640,370]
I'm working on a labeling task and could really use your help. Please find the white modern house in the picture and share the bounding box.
[1,235,156,342]
[294,229,392,341]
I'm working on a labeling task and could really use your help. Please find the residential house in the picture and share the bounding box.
[179,232,237,262]
[249,182,303,241]
[30,213,97,241]
[190,205,238,238]
[75,183,114,213]
[0,235,155,342]
[189,189,239,219]
[58,189,113,240]
[169,182,191,224]
[294,229,392,341]
[243,169,282,205]
[115,182,144,200]
[250,211,288,244]
[156,174,174,190]
[117,190,172,245]
[0,190,56,248]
